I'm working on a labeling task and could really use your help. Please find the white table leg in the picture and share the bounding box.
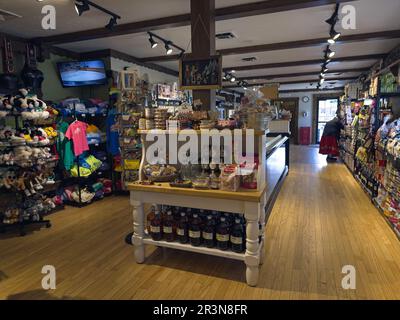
[244,202,261,286]
[259,193,267,265]
[130,194,145,263]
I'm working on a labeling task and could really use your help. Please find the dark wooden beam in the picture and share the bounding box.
[220,30,400,56]
[141,30,400,62]
[35,0,355,45]
[223,54,386,71]
[235,68,369,81]
[279,87,345,94]
[223,76,357,88]
[80,49,179,77]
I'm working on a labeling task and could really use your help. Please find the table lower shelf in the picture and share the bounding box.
[142,235,246,261]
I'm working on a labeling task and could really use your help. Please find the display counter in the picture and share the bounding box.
[126,131,289,286]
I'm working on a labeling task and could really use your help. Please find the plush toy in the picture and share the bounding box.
[0,95,13,110]
[3,207,20,224]
[14,146,33,161]
[3,169,17,189]
[11,88,29,111]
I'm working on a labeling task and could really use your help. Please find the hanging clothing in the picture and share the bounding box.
[106,109,120,156]
[65,120,89,156]
[56,120,74,170]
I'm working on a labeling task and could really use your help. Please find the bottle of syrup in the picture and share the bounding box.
[150,210,162,241]
[202,215,216,248]
[146,205,156,234]
[177,212,189,244]
[189,213,202,246]
[163,210,175,242]
[230,218,245,253]
[216,217,230,250]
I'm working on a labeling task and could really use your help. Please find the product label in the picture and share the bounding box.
[189,230,201,239]
[202,232,214,240]
[150,226,160,233]
[177,228,185,236]
[163,226,172,234]
[216,233,229,242]
[230,236,243,245]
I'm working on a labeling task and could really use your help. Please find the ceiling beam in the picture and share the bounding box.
[223,54,386,71]
[80,49,179,77]
[279,87,345,93]
[223,76,357,88]
[35,0,355,45]
[234,67,369,81]
[140,30,400,62]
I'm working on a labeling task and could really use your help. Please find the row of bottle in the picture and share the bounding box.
[147,205,247,253]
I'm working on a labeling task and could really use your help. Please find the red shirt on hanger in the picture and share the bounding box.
[65,120,89,156]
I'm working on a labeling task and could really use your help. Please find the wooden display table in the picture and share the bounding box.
[126,131,289,286]
[127,182,268,286]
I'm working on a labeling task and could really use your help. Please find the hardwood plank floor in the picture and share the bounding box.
[1,145,400,299]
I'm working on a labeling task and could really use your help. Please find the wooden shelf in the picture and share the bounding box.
[127,182,267,202]
[143,235,246,261]
[137,129,269,136]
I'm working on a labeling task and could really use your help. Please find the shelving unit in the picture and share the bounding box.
[127,131,289,286]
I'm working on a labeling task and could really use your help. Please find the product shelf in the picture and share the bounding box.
[143,235,246,261]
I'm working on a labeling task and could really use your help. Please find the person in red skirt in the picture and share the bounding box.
[319,115,344,161]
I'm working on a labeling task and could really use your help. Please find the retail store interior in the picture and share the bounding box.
[0,0,400,300]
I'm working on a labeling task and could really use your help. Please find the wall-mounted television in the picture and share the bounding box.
[57,60,107,87]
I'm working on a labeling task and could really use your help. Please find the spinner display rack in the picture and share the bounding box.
[0,112,57,236]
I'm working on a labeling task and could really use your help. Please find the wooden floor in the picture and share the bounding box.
[1,145,400,300]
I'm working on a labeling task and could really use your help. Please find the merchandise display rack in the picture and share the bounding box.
[127,130,289,286]
[0,112,57,236]
[61,102,113,207]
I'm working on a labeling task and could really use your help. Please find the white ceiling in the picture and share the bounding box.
[1,0,399,91]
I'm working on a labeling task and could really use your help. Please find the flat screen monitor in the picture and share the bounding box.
[57,60,107,87]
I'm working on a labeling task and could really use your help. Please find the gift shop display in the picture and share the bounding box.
[0,89,63,236]
[56,98,113,206]
[340,69,400,239]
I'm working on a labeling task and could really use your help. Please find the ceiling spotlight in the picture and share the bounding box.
[75,0,90,16]
[230,76,236,83]
[328,27,341,44]
[322,66,329,73]
[231,70,236,73]
[105,16,118,31]
[148,34,158,48]
[165,41,173,55]
[325,58,332,64]
[319,78,325,85]
[325,47,335,59]
[320,72,325,77]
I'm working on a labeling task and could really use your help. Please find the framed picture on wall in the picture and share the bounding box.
[179,55,222,90]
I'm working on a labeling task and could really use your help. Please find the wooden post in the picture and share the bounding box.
[190,0,216,110]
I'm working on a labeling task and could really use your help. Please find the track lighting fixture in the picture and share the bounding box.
[325,47,335,59]
[230,75,236,83]
[147,31,185,57]
[165,41,173,55]
[319,77,325,85]
[148,34,158,48]
[105,16,118,31]
[328,26,341,44]
[325,3,340,26]
[322,66,328,73]
[75,1,121,30]
[75,0,90,16]
[320,72,325,77]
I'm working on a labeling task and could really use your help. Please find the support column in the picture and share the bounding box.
[190,0,216,110]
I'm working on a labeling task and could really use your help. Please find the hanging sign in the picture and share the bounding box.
[179,55,222,90]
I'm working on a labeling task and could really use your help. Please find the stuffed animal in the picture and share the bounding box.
[0,95,13,110]
[2,169,17,189]
[11,88,29,111]
[3,207,20,224]
[14,146,33,161]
